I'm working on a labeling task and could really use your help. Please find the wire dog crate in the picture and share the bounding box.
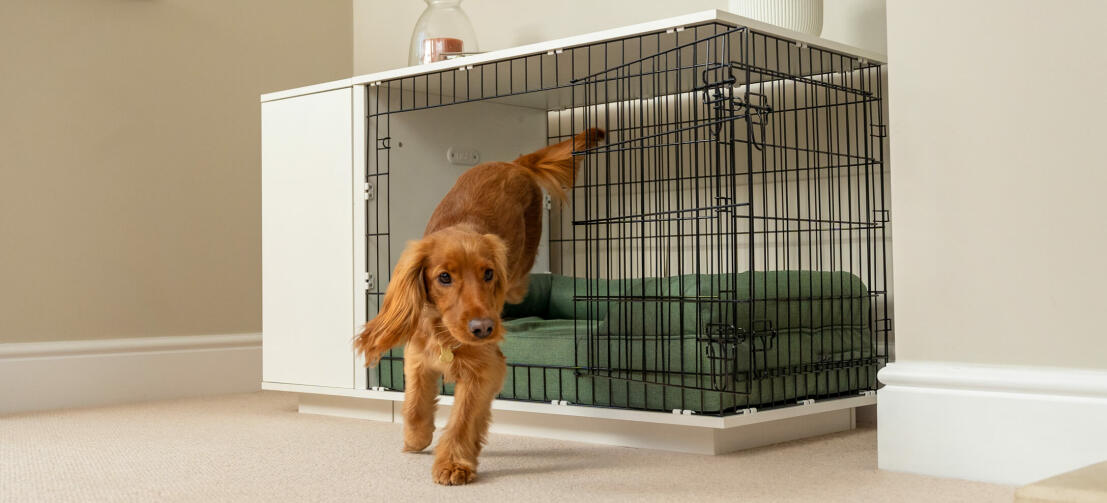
[366,21,890,417]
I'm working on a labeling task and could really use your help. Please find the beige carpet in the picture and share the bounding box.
[0,391,1013,502]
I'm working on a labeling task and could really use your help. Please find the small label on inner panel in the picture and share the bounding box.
[446,146,480,166]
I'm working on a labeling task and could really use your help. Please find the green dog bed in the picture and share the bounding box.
[378,271,879,413]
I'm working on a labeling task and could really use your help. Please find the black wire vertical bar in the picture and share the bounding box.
[722,25,736,412]
[827,52,840,397]
[831,51,843,397]
[604,39,615,399]
[641,34,655,409]
[757,32,770,405]
[844,56,859,393]
[586,49,597,399]
[698,30,711,409]
[741,28,757,409]
[673,32,690,412]
[757,32,773,406]
[802,44,816,401]
[671,31,686,413]
[786,40,800,401]
[876,65,889,368]
[667,34,681,411]
[861,64,877,388]
[814,45,829,397]
[571,49,583,405]
[389,81,400,391]
[769,36,784,407]
[620,37,632,408]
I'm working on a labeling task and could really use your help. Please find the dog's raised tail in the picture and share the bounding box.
[514,127,605,202]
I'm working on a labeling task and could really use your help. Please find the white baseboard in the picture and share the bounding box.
[878,361,1107,486]
[0,333,261,415]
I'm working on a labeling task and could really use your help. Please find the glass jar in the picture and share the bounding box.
[408,0,479,66]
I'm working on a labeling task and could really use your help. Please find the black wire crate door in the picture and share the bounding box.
[564,26,885,414]
[568,28,759,412]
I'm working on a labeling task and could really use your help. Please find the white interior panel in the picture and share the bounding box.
[262,88,354,388]
[375,99,549,276]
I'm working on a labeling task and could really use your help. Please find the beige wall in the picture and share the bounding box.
[887,0,1107,369]
[0,0,352,343]
[354,0,887,75]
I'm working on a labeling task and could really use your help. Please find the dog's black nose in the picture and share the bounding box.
[468,318,494,339]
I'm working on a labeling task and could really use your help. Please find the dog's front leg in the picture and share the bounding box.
[402,356,440,453]
[431,358,506,486]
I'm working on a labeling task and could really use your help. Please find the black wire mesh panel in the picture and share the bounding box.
[369,22,890,416]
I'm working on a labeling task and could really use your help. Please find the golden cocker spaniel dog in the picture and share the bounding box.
[355,128,605,485]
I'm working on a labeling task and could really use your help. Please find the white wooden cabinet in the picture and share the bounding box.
[261,88,355,388]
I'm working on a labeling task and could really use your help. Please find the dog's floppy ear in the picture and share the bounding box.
[355,238,430,366]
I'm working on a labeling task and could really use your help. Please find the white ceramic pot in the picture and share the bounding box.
[730,0,824,37]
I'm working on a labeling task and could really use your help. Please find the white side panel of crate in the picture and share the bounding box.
[262,88,355,388]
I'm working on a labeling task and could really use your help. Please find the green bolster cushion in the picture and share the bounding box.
[504,270,870,334]
[586,326,872,374]
[502,273,554,319]
[548,275,613,320]
[598,271,870,336]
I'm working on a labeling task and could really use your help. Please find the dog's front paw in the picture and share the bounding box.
[432,461,476,486]
[402,436,432,453]
[402,421,434,453]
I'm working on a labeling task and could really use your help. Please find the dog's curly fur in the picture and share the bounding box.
[354,128,605,485]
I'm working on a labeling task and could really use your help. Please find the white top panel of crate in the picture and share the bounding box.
[261,9,885,103]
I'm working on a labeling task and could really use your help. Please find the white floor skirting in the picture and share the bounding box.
[878,361,1107,485]
[275,383,874,455]
[0,333,261,415]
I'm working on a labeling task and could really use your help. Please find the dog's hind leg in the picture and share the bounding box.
[401,352,440,453]
[431,352,506,485]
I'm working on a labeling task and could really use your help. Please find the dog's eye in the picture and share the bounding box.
[483,269,494,282]
[438,272,452,285]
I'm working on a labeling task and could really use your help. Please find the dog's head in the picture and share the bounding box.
[356,227,508,364]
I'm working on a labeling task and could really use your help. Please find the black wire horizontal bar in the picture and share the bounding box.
[578,115,755,156]
[553,226,885,242]
[561,161,882,193]
[572,202,749,226]
[747,357,882,380]
[545,98,879,143]
[571,61,728,92]
[548,222,889,242]
[567,210,880,228]
[731,62,873,98]
[571,26,746,83]
[572,292,879,304]
[579,369,753,395]
[721,138,876,162]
